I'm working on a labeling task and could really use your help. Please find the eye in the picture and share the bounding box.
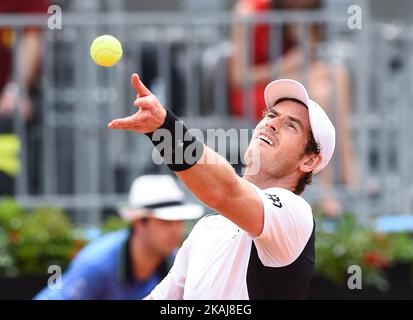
[286,122,297,132]
[266,111,280,119]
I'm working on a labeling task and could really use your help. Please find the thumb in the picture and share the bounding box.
[131,73,152,97]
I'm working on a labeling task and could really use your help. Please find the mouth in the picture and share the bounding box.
[257,133,274,146]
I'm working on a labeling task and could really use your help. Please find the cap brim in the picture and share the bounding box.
[264,79,310,109]
[119,203,204,221]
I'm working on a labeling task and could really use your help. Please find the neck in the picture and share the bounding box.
[130,234,163,281]
[243,168,298,192]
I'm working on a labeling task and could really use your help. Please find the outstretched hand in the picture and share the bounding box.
[108,73,166,133]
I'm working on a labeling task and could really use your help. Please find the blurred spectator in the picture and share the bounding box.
[0,0,49,195]
[229,0,357,216]
[34,175,203,300]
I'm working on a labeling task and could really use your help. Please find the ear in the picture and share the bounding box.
[299,153,322,173]
[132,218,147,234]
[131,219,141,233]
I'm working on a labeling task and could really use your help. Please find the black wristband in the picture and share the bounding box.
[145,109,204,171]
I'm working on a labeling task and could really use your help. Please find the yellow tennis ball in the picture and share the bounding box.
[90,35,123,67]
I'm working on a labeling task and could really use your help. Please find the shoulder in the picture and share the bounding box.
[257,186,311,211]
[73,229,128,267]
[252,187,313,266]
[255,187,314,229]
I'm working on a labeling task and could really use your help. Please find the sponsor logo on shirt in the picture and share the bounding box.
[265,193,282,208]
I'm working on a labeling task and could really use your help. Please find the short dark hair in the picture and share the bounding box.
[294,130,320,195]
[269,97,321,195]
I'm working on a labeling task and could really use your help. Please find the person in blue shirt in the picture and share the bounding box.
[34,175,204,300]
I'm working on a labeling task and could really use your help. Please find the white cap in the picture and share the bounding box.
[264,79,336,174]
[119,175,204,221]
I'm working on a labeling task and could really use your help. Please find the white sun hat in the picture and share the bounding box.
[119,175,204,221]
[264,79,336,174]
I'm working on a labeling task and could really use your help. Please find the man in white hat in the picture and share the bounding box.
[108,74,335,299]
[34,175,203,300]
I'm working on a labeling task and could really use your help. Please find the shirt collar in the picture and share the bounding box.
[117,228,170,284]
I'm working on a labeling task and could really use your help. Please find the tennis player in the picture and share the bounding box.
[108,73,335,299]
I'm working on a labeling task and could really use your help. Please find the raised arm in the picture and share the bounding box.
[176,145,263,236]
[109,74,264,236]
[229,0,275,88]
[0,30,43,120]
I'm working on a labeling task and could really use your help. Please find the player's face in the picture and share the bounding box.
[245,100,312,178]
[142,218,185,257]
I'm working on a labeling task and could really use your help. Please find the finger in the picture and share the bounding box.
[133,96,156,110]
[108,116,137,129]
[131,73,151,97]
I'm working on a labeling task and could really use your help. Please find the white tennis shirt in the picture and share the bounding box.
[151,184,314,300]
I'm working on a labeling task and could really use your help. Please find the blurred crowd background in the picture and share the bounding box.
[1,0,413,299]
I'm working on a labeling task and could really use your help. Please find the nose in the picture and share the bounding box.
[265,117,279,133]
